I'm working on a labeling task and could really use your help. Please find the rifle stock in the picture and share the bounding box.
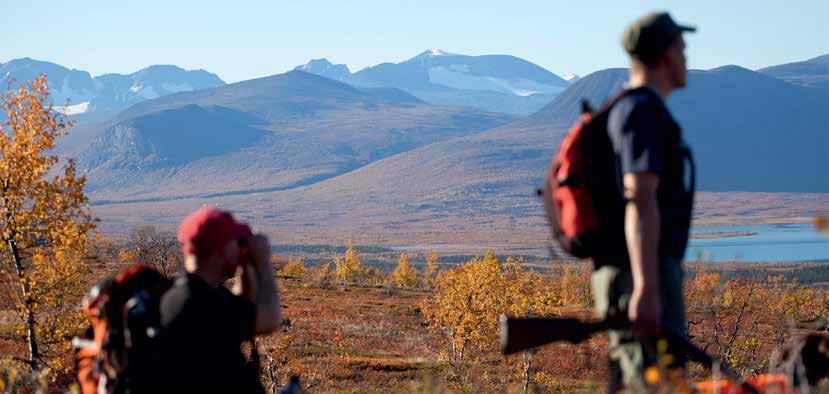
[500,315,759,394]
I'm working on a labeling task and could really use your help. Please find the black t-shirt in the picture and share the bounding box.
[158,273,261,392]
[607,87,695,261]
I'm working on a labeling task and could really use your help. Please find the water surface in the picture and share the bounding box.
[686,224,828,262]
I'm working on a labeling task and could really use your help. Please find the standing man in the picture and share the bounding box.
[591,12,696,392]
[159,207,282,392]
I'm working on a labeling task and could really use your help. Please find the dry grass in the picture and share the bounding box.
[258,276,609,393]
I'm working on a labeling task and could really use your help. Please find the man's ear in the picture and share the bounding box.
[657,50,674,71]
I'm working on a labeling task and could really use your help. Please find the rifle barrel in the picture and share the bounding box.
[500,315,620,355]
[499,316,759,394]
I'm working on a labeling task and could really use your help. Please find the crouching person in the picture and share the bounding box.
[159,207,281,392]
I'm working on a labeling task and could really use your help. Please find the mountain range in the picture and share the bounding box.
[75,70,511,201]
[3,50,826,237]
[294,50,571,115]
[0,58,225,121]
[286,63,828,225]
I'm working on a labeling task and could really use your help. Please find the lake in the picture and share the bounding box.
[687,223,829,262]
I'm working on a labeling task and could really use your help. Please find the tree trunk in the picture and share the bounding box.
[9,238,39,371]
[522,349,532,393]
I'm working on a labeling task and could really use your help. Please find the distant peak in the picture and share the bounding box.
[293,58,351,80]
[307,58,333,65]
[708,64,753,74]
[562,74,581,82]
[6,57,63,67]
[137,64,186,73]
[411,49,459,60]
[127,65,224,84]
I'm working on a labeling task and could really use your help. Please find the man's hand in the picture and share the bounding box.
[242,233,282,335]
[245,234,271,267]
[629,286,661,335]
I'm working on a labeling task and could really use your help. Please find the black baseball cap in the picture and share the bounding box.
[622,12,696,63]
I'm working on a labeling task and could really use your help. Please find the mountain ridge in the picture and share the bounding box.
[293,50,569,115]
[0,58,226,119]
[758,52,829,90]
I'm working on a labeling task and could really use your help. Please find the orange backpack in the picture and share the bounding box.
[74,264,171,393]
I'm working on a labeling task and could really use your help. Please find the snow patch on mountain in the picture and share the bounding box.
[428,66,565,96]
[563,74,581,82]
[128,85,160,99]
[53,101,90,115]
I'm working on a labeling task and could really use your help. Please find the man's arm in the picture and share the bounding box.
[623,172,661,335]
[235,235,282,335]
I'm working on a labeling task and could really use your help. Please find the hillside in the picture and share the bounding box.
[77,70,512,201]
[672,65,829,192]
[758,53,829,90]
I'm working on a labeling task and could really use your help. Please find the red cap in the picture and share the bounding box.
[177,207,252,255]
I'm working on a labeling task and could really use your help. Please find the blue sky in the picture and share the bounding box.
[3,1,827,83]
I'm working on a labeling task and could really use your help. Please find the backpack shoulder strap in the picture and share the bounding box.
[596,89,634,117]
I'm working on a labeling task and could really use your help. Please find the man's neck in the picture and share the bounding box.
[184,255,225,288]
[628,70,672,100]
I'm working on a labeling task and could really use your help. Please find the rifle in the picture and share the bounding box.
[500,315,760,394]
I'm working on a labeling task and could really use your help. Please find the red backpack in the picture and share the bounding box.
[539,96,628,260]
